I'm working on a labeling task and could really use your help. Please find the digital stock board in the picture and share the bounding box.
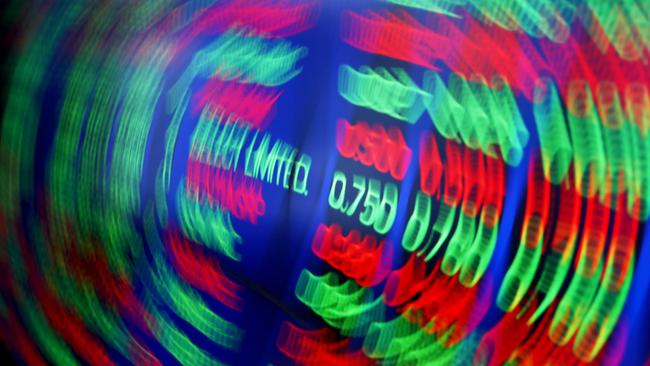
[0,1,649,365]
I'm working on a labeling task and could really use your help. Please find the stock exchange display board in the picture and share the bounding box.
[0,1,649,365]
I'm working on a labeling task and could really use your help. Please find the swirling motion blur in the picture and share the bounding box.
[1,1,649,365]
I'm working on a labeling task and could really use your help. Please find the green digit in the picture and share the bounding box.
[374,182,398,234]
[402,191,432,252]
[346,174,367,216]
[442,211,477,276]
[533,78,573,184]
[422,203,458,262]
[496,238,542,312]
[360,178,381,226]
[328,171,347,210]
[566,80,606,197]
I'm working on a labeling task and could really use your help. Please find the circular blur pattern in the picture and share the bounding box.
[0,1,649,365]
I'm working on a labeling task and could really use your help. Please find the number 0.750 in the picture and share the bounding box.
[328,170,398,234]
